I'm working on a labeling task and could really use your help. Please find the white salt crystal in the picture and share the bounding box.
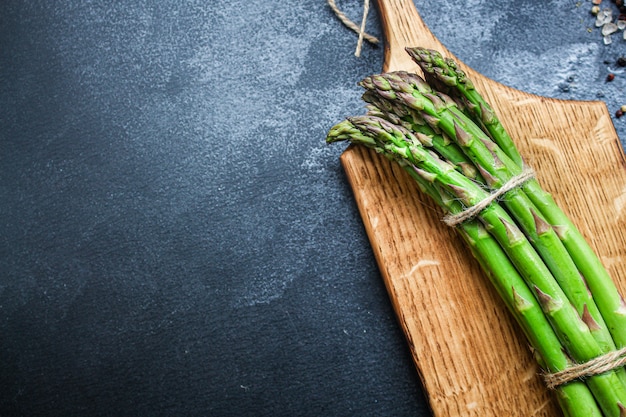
[602,22,619,36]
[596,9,613,27]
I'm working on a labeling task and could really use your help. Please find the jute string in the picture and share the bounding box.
[327,0,380,57]
[543,346,626,389]
[442,166,536,227]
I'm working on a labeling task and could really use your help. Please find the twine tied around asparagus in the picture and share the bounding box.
[327,0,380,57]
[443,166,536,227]
[544,346,626,389]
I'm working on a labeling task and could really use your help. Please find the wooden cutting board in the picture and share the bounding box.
[339,1,626,416]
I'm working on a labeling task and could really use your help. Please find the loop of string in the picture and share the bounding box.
[442,166,536,227]
[327,0,380,57]
[543,346,626,389]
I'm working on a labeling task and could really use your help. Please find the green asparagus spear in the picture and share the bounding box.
[405,49,626,350]
[358,71,620,357]
[326,116,610,416]
[327,47,626,415]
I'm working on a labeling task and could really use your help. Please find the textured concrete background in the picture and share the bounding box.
[0,1,624,416]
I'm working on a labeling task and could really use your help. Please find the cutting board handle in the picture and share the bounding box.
[376,0,450,72]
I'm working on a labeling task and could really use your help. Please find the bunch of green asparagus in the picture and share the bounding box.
[326,47,626,417]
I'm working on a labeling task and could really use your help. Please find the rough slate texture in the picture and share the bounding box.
[0,1,624,416]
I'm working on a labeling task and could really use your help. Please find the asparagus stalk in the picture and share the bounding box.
[406,48,626,349]
[326,117,607,416]
[358,71,621,357]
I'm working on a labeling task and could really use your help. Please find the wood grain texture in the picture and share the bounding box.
[340,0,626,416]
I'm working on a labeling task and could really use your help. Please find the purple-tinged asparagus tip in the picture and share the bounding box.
[500,217,526,245]
[377,88,398,101]
[405,46,436,64]
[480,137,498,153]
[437,92,458,108]
[512,287,533,313]
[423,92,446,112]
[432,67,457,86]
[534,286,564,315]
[581,304,602,331]
[453,120,473,147]
[432,152,456,171]
[397,91,425,111]
[413,166,437,183]
[421,113,440,130]
[530,208,552,236]
[491,152,505,169]
[371,74,392,91]
[457,162,478,179]
[447,183,472,204]
[475,164,501,189]
[464,99,478,114]
[385,72,416,94]
[415,132,433,147]
[348,116,386,138]
[479,101,496,125]
[357,76,375,90]
[552,224,568,240]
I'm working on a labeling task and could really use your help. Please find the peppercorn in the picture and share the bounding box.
[618,57,626,67]
[607,73,615,81]
[616,109,624,118]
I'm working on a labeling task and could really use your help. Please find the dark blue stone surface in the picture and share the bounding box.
[0,1,624,416]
